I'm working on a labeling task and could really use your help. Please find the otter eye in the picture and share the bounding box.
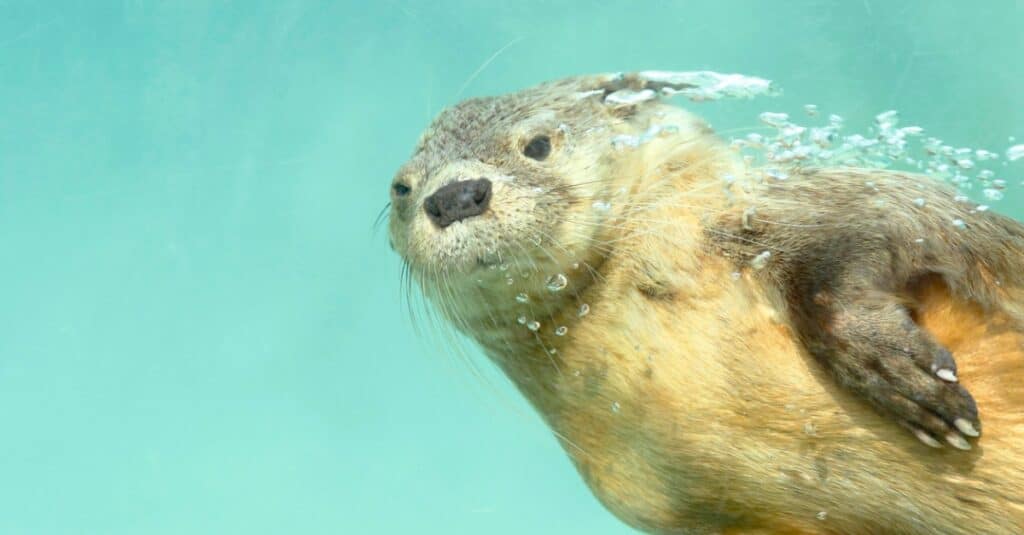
[392,183,411,196]
[523,135,551,161]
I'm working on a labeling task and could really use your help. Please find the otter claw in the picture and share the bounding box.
[930,349,958,382]
[955,417,980,437]
[946,432,972,451]
[912,428,943,448]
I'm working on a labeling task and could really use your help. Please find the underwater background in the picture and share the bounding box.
[2,1,1022,533]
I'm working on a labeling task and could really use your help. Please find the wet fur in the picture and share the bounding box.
[388,74,1024,534]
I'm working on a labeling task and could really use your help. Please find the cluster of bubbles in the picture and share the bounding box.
[637,70,779,101]
[597,70,778,108]
[600,71,1021,217]
[730,105,1022,205]
[510,270,593,338]
[727,104,1021,272]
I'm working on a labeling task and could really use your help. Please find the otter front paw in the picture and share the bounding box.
[806,299,980,450]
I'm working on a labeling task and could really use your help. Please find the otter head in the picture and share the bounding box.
[388,72,731,332]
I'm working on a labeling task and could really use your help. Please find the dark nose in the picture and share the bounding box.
[423,178,492,228]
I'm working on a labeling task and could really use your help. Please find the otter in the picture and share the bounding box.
[386,72,1024,534]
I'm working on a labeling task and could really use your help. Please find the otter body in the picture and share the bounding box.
[537,168,1024,534]
[388,72,1024,534]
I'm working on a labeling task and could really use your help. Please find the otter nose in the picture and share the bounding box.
[423,178,492,228]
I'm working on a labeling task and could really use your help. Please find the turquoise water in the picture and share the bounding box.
[2,1,1021,533]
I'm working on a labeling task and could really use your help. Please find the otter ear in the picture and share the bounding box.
[571,71,776,108]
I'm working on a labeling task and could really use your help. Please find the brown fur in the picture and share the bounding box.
[388,73,1024,534]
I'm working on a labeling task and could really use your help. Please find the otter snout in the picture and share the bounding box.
[423,178,492,228]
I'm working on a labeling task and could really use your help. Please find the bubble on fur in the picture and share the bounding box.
[604,88,657,105]
[546,273,568,292]
[750,251,772,270]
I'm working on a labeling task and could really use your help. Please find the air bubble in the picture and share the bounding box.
[780,125,806,139]
[639,70,778,101]
[546,273,568,292]
[592,200,612,212]
[875,110,899,129]
[816,512,828,521]
[742,207,756,230]
[611,134,641,150]
[517,316,527,324]
[750,250,772,270]
[809,128,834,147]
[574,89,605,100]
[1006,144,1024,161]
[526,320,541,331]
[759,112,790,127]
[611,401,621,413]
[515,293,529,303]
[912,197,926,207]
[952,219,967,229]
[555,326,568,336]
[803,104,819,117]
[604,88,657,105]
[578,303,590,317]
[983,188,1004,201]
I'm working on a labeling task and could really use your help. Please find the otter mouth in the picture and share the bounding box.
[420,238,509,276]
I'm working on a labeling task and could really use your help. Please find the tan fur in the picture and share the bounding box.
[388,73,1024,534]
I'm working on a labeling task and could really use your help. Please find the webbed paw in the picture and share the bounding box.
[808,299,980,449]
